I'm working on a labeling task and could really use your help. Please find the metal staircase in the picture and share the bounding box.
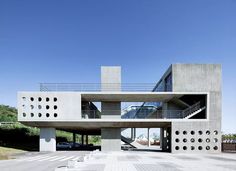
[121,135,146,149]
[181,101,206,119]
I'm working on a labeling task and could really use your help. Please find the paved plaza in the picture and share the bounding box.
[62,151,236,171]
[0,151,236,171]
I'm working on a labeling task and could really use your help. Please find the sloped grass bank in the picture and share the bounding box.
[0,146,26,160]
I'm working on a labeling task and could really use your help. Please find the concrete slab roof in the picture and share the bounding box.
[81,92,207,102]
[21,120,172,130]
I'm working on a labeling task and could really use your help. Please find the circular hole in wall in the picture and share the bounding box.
[30,97,34,101]
[175,146,179,150]
[54,113,58,117]
[183,146,187,150]
[198,131,203,135]
[30,105,34,109]
[214,130,218,135]
[213,146,218,150]
[22,97,26,101]
[46,113,50,117]
[198,146,203,150]
[23,113,26,117]
[191,131,195,135]
[54,97,57,102]
[31,113,34,117]
[183,138,187,143]
[190,138,195,143]
[38,97,42,102]
[206,130,210,135]
[46,97,50,102]
[198,138,203,143]
[206,146,210,150]
[175,131,179,135]
[54,105,57,110]
[214,138,218,143]
[206,138,210,143]
[38,113,42,117]
[38,105,42,109]
[46,105,50,110]
[191,146,195,150]
[175,138,179,143]
[183,131,187,135]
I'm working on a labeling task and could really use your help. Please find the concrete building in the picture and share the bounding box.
[17,64,222,153]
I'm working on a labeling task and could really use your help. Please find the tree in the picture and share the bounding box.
[0,105,17,122]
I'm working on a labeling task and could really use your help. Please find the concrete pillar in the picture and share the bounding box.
[162,103,168,118]
[101,66,121,92]
[101,66,121,151]
[166,127,171,152]
[131,128,134,140]
[161,128,168,151]
[101,128,121,151]
[134,128,136,140]
[81,134,84,146]
[73,133,76,146]
[148,128,150,147]
[101,102,121,119]
[86,135,88,145]
[40,128,56,152]
[160,128,167,151]
[160,128,164,150]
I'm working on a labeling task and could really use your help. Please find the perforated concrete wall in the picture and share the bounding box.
[171,121,221,153]
[18,92,82,121]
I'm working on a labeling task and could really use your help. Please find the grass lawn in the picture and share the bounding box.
[0,146,26,160]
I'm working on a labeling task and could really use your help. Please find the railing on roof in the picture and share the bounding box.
[39,83,169,92]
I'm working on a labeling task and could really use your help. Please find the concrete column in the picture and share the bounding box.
[160,128,164,149]
[101,102,121,119]
[101,128,121,151]
[166,127,171,152]
[101,66,121,91]
[86,135,88,145]
[162,103,168,119]
[134,128,136,140]
[161,128,168,151]
[148,128,150,147]
[40,128,56,152]
[101,66,121,151]
[81,134,84,146]
[131,128,134,140]
[160,128,167,151]
[73,133,76,146]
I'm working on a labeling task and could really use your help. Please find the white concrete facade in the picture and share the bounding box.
[17,64,222,153]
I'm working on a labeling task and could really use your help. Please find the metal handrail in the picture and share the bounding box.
[181,101,204,118]
[39,83,172,92]
[81,109,187,119]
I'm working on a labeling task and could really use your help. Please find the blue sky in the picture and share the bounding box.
[0,0,235,134]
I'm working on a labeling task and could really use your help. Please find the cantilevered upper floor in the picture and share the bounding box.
[17,64,221,129]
